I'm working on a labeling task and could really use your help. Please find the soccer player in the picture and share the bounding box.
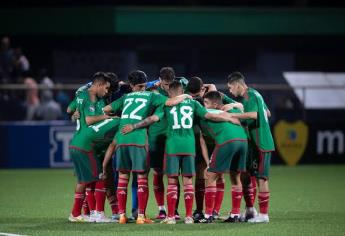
[197,91,248,223]
[67,72,122,221]
[103,70,192,224]
[68,72,114,222]
[121,81,237,224]
[147,67,175,219]
[225,72,275,223]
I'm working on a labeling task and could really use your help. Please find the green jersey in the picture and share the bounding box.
[200,109,247,145]
[222,94,237,104]
[241,88,275,151]
[70,118,120,151]
[155,99,208,155]
[110,91,168,146]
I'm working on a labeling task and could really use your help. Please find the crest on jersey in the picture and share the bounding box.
[89,106,95,112]
[274,120,308,166]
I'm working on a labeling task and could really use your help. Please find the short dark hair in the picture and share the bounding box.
[204,91,222,105]
[186,76,203,94]
[227,71,245,84]
[160,67,175,82]
[92,71,111,84]
[128,70,148,85]
[106,72,119,92]
[169,80,183,91]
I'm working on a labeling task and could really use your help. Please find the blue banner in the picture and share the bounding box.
[0,121,76,168]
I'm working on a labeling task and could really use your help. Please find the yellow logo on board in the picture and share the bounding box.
[274,120,308,166]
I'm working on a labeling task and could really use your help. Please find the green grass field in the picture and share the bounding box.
[0,165,345,236]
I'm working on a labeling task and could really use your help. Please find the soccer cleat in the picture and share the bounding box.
[68,214,87,223]
[212,210,220,220]
[89,210,98,222]
[119,214,128,224]
[223,215,240,223]
[198,216,214,224]
[95,211,113,223]
[155,210,167,219]
[193,210,204,223]
[111,214,120,221]
[240,207,258,222]
[184,216,194,224]
[248,213,269,223]
[160,217,176,225]
[174,210,181,220]
[136,216,154,224]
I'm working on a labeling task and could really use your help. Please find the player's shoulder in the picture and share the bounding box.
[248,88,262,97]
[127,91,153,98]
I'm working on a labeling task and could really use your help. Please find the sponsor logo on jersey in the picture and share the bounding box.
[49,126,75,167]
[274,120,308,166]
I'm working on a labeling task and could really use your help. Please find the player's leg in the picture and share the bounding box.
[193,159,206,221]
[69,147,98,222]
[213,175,225,219]
[181,155,196,224]
[240,143,257,221]
[162,154,181,224]
[161,176,178,224]
[93,149,111,223]
[153,168,166,219]
[130,145,152,224]
[115,146,132,224]
[248,151,271,223]
[69,183,87,222]
[150,135,167,218]
[117,172,130,224]
[200,172,218,223]
[130,172,138,220]
[111,150,119,220]
[104,159,118,221]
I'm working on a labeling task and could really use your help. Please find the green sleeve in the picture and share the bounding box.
[151,92,168,107]
[222,94,236,104]
[67,97,77,112]
[194,100,208,118]
[153,105,165,120]
[110,96,124,113]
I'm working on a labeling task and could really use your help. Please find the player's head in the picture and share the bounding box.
[204,91,223,109]
[168,80,183,97]
[92,71,111,97]
[186,76,203,97]
[227,71,247,97]
[159,67,175,92]
[128,70,148,91]
[106,72,119,94]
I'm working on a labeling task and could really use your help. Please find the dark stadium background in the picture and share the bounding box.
[0,0,344,166]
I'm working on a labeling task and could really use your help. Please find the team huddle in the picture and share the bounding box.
[67,67,275,225]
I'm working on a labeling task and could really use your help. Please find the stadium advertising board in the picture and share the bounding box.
[273,120,345,165]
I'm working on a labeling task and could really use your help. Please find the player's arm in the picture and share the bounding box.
[226,112,257,120]
[121,115,160,134]
[200,134,209,167]
[222,103,244,112]
[165,94,193,106]
[101,140,116,179]
[204,112,241,125]
[85,114,113,126]
[103,96,124,114]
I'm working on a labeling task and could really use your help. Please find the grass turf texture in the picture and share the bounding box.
[0,165,344,236]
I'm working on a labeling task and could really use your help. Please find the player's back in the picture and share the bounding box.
[115,91,166,146]
[164,99,206,156]
[200,108,247,145]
